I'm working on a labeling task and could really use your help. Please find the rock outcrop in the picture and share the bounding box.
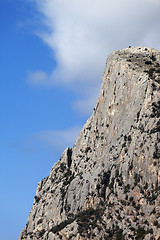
[19,47,160,240]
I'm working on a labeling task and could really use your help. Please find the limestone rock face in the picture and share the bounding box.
[19,47,160,240]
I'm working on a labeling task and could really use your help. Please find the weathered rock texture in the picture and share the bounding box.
[19,47,160,240]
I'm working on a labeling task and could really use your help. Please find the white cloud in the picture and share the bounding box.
[72,85,100,116]
[27,70,49,86]
[28,0,160,114]
[14,126,82,156]
[35,126,82,152]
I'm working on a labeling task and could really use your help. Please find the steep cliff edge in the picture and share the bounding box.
[19,47,160,240]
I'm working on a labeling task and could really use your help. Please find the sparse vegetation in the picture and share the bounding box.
[85,146,91,153]
[124,184,130,193]
[135,226,147,240]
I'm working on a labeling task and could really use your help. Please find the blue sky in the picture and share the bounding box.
[0,1,85,239]
[1,0,160,239]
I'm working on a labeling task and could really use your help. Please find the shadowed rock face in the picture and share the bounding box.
[19,47,160,240]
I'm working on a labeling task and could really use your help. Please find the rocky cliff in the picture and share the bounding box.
[19,47,160,240]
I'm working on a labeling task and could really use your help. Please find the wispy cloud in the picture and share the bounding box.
[72,85,100,115]
[13,126,82,156]
[27,70,49,86]
[28,0,160,115]
[35,126,82,152]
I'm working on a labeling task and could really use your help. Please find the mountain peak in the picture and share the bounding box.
[19,47,160,240]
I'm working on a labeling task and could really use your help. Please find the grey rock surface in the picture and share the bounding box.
[19,47,160,240]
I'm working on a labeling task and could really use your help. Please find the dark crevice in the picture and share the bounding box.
[67,148,72,168]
